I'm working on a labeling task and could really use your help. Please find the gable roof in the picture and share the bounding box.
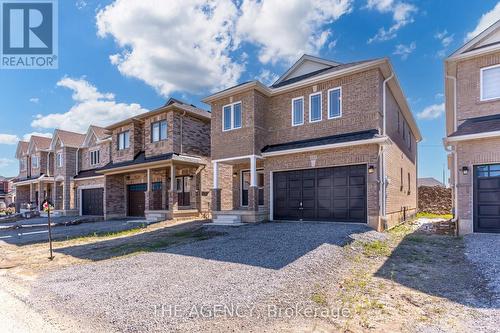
[418,177,445,188]
[82,125,111,148]
[273,54,341,86]
[50,129,86,149]
[448,19,500,60]
[28,136,52,154]
[15,141,29,158]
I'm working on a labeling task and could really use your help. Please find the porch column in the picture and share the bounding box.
[168,164,178,213]
[145,168,153,210]
[211,161,221,212]
[248,155,259,211]
[162,169,168,210]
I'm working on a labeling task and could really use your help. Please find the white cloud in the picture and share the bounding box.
[435,30,454,47]
[0,158,15,168]
[237,0,353,64]
[0,134,19,145]
[366,0,417,43]
[96,0,243,97]
[417,103,445,120]
[31,77,147,133]
[256,69,279,86]
[76,0,88,10]
[22,132,53,141]
[393,41,416,60]
[466,2,500,41]
[29,97,40,103]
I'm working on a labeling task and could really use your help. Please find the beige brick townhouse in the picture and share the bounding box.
[444,19,500,234]
[203,55,421,231]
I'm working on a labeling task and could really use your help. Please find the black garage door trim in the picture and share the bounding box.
[474,164,500,233]
[81,188,104,216]
[273,164,367,223]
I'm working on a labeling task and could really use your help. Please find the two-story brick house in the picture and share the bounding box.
[13,136,53,211]
[204,55,421,230]
[96,98,223,221]
[444,19,500,234]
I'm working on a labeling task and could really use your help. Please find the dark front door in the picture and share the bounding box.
[474,164,500,233]
[176,176,191,207]
[128,183,147,217]
[82,188,104,216]
[241,170,264,206]
[273,165,367,223]
[151,182,163,210]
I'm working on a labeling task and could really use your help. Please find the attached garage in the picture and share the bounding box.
[273,164,367,223]
[128,183,147,217]
[474,164,500,233]
[81,188,104,216]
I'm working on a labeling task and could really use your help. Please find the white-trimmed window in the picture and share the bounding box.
[222,102,242,131]
[292,97,304,126]
[151,120,168,142]
[32,155,39,168]
[309,92,322,122]
[56,152,63,168]
[20,159,26,171]
[118,131,130,150]
[481,64,500,101]
[328,87,342,119]
[90,150,100,166]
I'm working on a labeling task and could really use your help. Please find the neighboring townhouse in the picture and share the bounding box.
[96,98,222,221]
[13,136,53,211]
[444,19,500,234]
[203,54,421,230]
[72,126,112,216]
[49,129,86,215]
[0,177,15,207]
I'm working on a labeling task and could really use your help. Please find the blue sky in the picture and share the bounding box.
[1,0,500,181]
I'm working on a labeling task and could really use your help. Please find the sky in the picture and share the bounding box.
[1,0,500,181]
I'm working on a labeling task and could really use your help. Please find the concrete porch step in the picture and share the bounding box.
[210,214,244,226]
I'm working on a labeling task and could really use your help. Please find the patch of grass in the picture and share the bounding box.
[62,226,146,242]
[416,212,453,220]
[361,240,391,257]
[406,234,426,243]
[311,292,328,306]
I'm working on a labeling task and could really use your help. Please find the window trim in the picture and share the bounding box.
[90,149,100,166]
[222,101,242,132]
[118,130,130,150]
[327,86,342,119]
[56,151,63,168]
[308,92,322,123]
[480,63,500,102]
[291,96,305,127]
[20,159,26,171]
[32,155,39,169]
[151,120,168,143]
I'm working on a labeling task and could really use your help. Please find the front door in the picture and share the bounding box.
[128,183,147,217]
[176,176,191,207]
[474,164,500,233]
[241,170,264,207]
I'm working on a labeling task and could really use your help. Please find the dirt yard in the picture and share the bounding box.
[0,218,498,333]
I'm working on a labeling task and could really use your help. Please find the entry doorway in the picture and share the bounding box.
[176,176,191,207]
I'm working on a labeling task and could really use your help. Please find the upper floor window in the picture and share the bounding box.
[90,150,100,166]
[56,152,63,168]
[222,102,242,131]
[481,64,500,101]
[292,97,304,126]
[151,120,168,142]
[328,87,342,119]
[32,155,39,168]
[118,131,130,150]
[309,92,322,122]
[20,159,26,171]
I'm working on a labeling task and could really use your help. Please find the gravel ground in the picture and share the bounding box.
[465,233,500,306]
[29,222,382,332]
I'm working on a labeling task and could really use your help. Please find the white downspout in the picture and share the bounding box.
[444,142,458,219]
[380,73,394,221]
[75,148,80,176]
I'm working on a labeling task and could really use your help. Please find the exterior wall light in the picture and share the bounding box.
[368,165,375,174]
[462,166,469,175]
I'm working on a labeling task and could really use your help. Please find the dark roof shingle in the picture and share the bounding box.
[98,152,174,172]
[450,114,500,137]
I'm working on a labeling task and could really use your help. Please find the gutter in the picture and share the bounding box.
[380,72,394,222]
[444,141,458,222]
[445,130,500,142]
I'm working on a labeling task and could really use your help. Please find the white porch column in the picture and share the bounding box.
[170,164,176,191]
[147,168,152,191]
[250,155,257,187]
[213,161,219,189]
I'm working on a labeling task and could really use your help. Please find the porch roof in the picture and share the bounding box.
[12,174,54,185]
[449,114,500,137]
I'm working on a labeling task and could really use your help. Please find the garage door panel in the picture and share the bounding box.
[349,198,365,209]
[478,205,500,216]
[82,188,104,216]
[333,187,348,197]
[478,192,500,202]
[350,186,365,197]
[474,164,500,233]
[478,218,500,229]
[350,176,365,186]
[333,177,348,186]
[334,199,348,208]
[478,178,500,189]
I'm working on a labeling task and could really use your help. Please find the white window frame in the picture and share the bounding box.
[222,101,242,132]
[20,159,26,171]
[151,120,168,142]
[118,131,130,150]
[309,92,322,123]
[327,86,342,119]
[90,149,100,166]
[291,96,304,127]
[56,151,63,168]
[480,64,500,101]
[32,155,39,168]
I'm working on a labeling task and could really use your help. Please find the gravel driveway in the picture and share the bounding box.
[465,233,500,306]
[29,222,382,333]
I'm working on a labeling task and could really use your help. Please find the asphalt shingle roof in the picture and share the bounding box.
[449,114,500,137]
[98,152,174,172]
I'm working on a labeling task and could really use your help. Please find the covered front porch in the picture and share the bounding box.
[13,176,55,214]
[211,155,268,225]
[100,154,208,221]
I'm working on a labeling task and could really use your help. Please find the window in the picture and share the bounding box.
[481,64,500,101]
[292,97,304,126]
[20,159,26,171]
[309,92,322,122]
[328,87,342,119]
[408,132,412,151]
[32,155,39,168]
[222,102,242,131]
[400,168,404,192]
[151,120,168,142]
[407,173,411,195]
[90,150,100,166]
[118,131,130,150]
[56,152,63,168]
